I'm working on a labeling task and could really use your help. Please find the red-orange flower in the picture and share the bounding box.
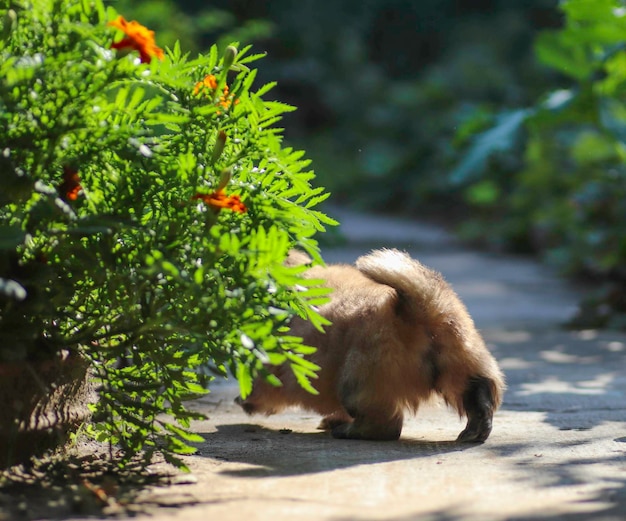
[59,166,82,201]
[193,74,239,109]
[108,15,164,64]
[193,74,218,94]
[192,190,247,214]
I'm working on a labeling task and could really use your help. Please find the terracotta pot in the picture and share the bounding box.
[0,351,94,468]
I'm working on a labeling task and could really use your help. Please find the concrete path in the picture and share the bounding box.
[11,208,625,520]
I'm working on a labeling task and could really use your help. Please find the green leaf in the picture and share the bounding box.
[599,97,626,143]
[534,31,595,81]
[561,0,622,23]
[194,266,204,285]
[255,81,277,97]
[286,352,320,373]
[161,260,180,278]
[169,443,200,456]
[236,361,253,399]
[163,451,191,471]
[291,364,319,395]
[464,180,500,206]
[162,422,205,443]
[450,109,532,185]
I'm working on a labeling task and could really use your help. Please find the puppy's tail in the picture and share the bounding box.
[355,248,457,324]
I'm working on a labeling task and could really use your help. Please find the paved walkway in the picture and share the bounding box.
[13,208,626,520]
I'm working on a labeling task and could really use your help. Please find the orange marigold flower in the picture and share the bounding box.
[193,74,240,110]
[108,15,164,64]
[193,74,218,94]
[192,190,247,214]
[59,166,82,201]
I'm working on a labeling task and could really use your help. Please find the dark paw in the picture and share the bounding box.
[331,422,357,439]
[457,417,492,443]
[458,376,496,443]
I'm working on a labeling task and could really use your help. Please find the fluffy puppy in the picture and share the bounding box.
[236,249,505,442]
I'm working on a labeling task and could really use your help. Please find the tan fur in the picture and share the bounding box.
[237,248,506,442]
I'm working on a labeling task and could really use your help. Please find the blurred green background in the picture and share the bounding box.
[110,0,626,327]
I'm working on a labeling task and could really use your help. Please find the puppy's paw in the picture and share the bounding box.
[457,376,496,443]
[456,417,492,443]
[318,412,353,431]
[331,422,359,439]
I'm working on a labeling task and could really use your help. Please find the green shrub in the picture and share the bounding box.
[0,0,335,467]
[452,0,626,327]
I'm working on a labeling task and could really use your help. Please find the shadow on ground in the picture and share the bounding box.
[195,423,477,478]
[0,444,181,520]
[192,418,626,520]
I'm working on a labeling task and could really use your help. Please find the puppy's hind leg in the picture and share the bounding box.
[457,376,498,443]
[331,380,403,441]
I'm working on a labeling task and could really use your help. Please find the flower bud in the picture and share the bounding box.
[216,168,232,192]
[223,45,238,70]
[2,10,17,40]
[211,130,227,164]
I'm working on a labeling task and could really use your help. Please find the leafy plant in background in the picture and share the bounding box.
[0,0,334,467]
[238,1,556,214]
[452,0,626,327]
